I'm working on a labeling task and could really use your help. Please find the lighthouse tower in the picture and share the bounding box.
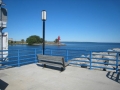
[58,36,60,45]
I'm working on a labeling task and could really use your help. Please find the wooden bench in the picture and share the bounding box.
[37,54,66,71]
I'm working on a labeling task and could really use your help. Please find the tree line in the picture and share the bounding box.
[9,35,58,45]
[8,35,43,45]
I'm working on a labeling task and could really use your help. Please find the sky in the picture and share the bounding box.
[2,0,120,42]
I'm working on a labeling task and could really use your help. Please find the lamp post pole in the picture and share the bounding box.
[42,10,46,55]
[43,20,45,55]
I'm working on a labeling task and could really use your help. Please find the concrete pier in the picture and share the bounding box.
[0,64,120,90]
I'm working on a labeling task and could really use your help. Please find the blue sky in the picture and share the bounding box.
[3,0,120,42]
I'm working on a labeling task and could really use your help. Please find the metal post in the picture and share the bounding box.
[66,49,68,62]
[116,52,119,73]
[50,49,52,56]
[43,20,45,55]
[34,48,37,63]
[90,51,92,70]
[18,49,20,67]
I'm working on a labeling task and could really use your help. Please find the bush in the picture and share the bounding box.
[26,35,42,45]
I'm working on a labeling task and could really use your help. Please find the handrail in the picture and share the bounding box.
[0,48,119,73]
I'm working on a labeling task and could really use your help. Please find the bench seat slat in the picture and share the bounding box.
[38,57,63,61]
[38,59,63,63]
[37,55,63,60]
[40,60,63,64]
[41,62,64,67]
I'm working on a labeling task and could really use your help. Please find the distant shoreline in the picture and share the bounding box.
[61,41,120,44]
[33,43,66,46]
[9,43,66,46]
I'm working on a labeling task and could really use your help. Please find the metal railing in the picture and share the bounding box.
[0,48,120,73]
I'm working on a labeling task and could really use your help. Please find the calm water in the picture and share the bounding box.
[8,42,120,51]
[5,42,120,65]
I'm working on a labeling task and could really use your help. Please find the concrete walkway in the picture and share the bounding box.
[0,64,120,90]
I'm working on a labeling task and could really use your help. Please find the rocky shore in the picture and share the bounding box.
[70,48,120,71]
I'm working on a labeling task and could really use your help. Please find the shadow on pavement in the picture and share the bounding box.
[106,71,120,83]
[0,79,9,90]
[36,64,65,72]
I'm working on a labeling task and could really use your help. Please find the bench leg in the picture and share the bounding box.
[61,67,65,71]
[43,64,46,68]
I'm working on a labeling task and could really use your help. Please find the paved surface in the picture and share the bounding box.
[0,64,120,90]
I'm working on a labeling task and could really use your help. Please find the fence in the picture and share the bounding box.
[0,48,120,73]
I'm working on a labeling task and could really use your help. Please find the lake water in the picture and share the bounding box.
[9,42,120,51]
[4,42,120,66]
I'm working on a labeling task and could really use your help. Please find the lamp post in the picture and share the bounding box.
[42,10,46,55]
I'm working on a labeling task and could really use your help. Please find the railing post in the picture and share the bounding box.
[66,49,68,62]
[116,52,119,73]
[90,51,92,70]
[35,48,37,63]
[0,50,3,61]
[50,49,52,56]
[18,49,20,67]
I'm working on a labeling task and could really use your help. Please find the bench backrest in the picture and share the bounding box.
[37,54,65,67]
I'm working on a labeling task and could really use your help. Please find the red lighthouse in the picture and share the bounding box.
[58,36,60,44]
